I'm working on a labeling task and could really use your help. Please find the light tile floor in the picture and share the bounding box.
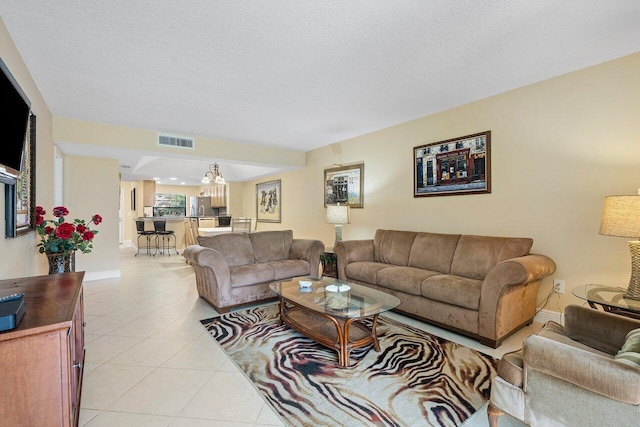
[80,248,533,426]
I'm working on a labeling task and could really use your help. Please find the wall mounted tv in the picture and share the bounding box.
[0,58,31,184]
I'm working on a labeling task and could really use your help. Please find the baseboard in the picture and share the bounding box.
[83,270,121,281]
[120,240,132,247]
[534,308,564,325]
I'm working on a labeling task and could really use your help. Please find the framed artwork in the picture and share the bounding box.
[256,179,281,223]
[324,163,364,208]
[413,131,491,197]
[5,113,36,238]
[131,188,136,211]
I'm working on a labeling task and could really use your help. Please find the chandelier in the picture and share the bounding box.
[201,163,225,185]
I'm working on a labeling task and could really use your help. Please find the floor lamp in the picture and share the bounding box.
[599,195,640,300]
[326,204,351,249]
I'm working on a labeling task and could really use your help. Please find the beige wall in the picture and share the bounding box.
[64,156,120,276]
[240,53,640,313]
[53,117,305,168]
[226,182,244,217]
[0,18,55,279]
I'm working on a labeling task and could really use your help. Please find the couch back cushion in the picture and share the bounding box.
[374,230,417,266]
[408,232,461,274]
[450,235,533,280]
[197,233,254,267]
[249,230,294,262]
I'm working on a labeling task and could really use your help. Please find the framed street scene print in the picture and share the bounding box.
[414,131,491,197]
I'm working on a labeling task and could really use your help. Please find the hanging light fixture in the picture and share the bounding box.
[201,163,225,185]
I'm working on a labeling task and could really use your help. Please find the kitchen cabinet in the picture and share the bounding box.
[142,180,156,206]
[0,272,85,426]
[207,184,226,207]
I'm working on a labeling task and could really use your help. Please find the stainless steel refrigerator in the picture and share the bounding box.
[189,196,215,217]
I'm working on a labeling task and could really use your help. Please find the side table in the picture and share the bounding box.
[321,250,338,278]
[572,284,640,320]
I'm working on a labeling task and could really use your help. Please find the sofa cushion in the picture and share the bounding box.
[408,232,461,274]
[267,260,311,280]
[197,233,254,267]
[345,262,391,284]
[376,266,440,296]
[374,229,417,266]
[229,263,275,288]
[249,230,293,263]
[421,274,483,310]
[450,235,533,280]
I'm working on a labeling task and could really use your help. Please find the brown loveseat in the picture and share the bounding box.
[184,230,324,313]
[334,229,556,347]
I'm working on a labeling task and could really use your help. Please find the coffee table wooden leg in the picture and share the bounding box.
[341,319,356,367]
[331,317,348,367]
[371,314,381,352]
[277,298,285,326]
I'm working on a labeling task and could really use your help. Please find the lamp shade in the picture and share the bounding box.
[326,204,350,224]
[599,196,640,238]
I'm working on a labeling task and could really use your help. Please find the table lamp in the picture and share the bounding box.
[599,195,640,300]
[326,204,350,247]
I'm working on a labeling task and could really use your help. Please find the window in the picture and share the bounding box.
[154,193,186,217]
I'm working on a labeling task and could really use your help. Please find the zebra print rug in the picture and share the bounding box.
[201,305,497,427]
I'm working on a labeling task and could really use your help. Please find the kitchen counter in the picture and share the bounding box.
[136,216,187,222]
[198,227,233,236]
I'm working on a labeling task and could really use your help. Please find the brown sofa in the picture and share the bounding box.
[334,229,556,347]
[184,230,324,313]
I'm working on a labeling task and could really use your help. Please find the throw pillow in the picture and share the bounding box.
[614,328,640,367]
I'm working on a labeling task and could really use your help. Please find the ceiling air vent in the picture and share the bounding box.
[157,134,195,149]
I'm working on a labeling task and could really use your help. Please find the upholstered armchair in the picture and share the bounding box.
[488,304,640,426]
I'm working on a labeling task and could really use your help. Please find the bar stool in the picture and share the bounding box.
[135,220,157,256]
[153,220,178,255]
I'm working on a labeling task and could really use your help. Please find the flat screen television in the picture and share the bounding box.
[0,58,31,184]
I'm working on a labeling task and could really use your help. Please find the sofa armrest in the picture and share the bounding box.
[524,334,640,404]
[334,239,374,280]
[184,245,230,274]
[183,244,231,291]
[480,254,556,307]
[478,254,556,342]
[563,304,640,354]
[290,239,325,277]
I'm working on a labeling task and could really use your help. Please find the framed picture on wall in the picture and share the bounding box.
[413,131,491,197]
[256,179,281,223]
[324,163,364,208]
[131,188,136,211]
[5,113,36,238]
[15,114,36,236]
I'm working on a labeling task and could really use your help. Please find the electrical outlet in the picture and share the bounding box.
[553,279,565,294]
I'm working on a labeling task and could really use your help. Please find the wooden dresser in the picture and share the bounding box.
[0,272,85,427]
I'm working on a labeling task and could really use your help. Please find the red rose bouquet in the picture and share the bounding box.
[35,206,102,255]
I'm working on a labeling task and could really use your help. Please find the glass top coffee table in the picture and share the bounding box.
[269,276,401,367]
[572,284,640,319]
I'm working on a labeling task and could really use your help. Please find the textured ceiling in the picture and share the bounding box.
[1,1,640,183]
